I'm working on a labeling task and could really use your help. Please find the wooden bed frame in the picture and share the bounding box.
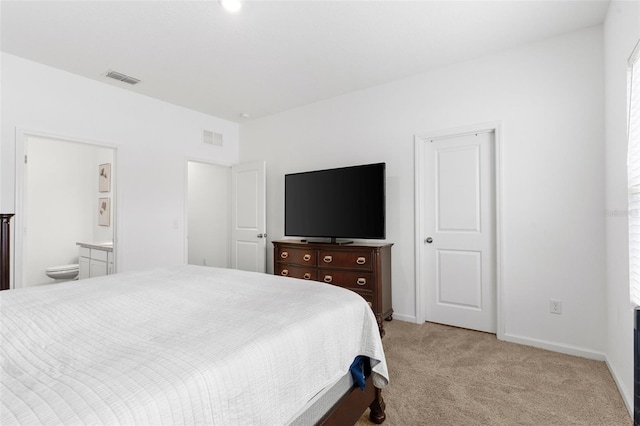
[319,360,386,425]
[0,213,14,291]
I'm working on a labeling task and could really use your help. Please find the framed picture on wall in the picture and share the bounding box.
[99,197,110,227]
[99,163,111,192]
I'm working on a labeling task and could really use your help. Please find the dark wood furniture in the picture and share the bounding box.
[1,214,15,291]
[273,240,393,337]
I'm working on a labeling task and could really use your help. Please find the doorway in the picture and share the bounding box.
[415,123,503,336]
[185,160,267,273]
[186,161,230,268]
[17,134,116,288]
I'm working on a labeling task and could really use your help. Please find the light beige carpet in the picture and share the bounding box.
[357,320,630,425]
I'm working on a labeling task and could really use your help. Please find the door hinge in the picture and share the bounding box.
[24,155,27,164]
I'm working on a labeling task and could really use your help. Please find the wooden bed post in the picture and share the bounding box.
[368,387,386,424]
[1,213,15,291]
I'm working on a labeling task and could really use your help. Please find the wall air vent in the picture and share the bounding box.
[105,70,140,85]
[203,130,223,147]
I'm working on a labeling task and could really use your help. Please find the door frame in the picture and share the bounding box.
[414,121,504,339]
[183,159,267,273]
[14,128,120,289]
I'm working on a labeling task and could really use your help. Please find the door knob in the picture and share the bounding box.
[425,237,433,244]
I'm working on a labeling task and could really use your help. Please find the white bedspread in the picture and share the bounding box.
[0,265,388,425]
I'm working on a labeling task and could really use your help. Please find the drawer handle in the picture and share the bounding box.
[323,275,333,283]
[280,251,289,259]
[303,254,311,262]
[303,272,311,280]
[323,255,333,263]
[357,277,367,286]
[356,257,366,265]
[281,269,289,276]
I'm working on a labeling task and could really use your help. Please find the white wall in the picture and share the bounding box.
[1,53,239,284]
[24,136,102,286]
[241,27,606,357]
[187,161,230,268]
[604,0,640,413]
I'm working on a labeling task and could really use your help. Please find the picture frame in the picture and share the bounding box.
[98,197,111,227]
[99,163,111,192]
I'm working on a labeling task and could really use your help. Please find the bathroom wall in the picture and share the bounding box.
[94,148,115,243]
[24,136,114,286]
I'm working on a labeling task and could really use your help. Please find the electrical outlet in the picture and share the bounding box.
[550,299,562,315]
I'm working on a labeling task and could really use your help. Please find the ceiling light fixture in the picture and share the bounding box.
[219,0,241,13]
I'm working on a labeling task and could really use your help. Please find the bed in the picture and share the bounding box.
[0,265,388,425]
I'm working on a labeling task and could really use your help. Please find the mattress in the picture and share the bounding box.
[0,265,388,425]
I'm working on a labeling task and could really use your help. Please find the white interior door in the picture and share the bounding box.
[423,131,496,333]
[231,161,267,272]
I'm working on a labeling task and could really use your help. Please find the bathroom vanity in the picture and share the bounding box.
[77,242,113,279]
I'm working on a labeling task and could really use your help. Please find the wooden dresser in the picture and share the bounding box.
[272,240,393,336]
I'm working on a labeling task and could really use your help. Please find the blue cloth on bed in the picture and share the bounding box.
[349,356,367,390]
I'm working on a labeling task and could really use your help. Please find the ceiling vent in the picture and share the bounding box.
[105,70,140,85]
[203,130,223,147]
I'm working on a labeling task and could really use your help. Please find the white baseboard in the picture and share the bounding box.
[605,356,633,417]
[501,332,606,361]
[390,313,416,323]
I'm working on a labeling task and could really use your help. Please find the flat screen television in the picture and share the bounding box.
[284,163,386,243]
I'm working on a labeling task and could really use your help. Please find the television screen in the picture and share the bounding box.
[285,163,386,241]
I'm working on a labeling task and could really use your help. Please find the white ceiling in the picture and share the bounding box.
[1,0,609,122]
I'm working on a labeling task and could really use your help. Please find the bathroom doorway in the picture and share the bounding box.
[18,134,116,287]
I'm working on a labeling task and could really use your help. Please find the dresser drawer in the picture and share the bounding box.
[352,290,374,309]
[276,247,317,266]
[318,270,374,291]
[276,264,317,281]
[318,250,373,270]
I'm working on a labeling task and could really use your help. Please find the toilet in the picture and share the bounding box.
[45,264,80,282]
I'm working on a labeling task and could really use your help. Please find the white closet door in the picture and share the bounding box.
[423,131,496,333]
